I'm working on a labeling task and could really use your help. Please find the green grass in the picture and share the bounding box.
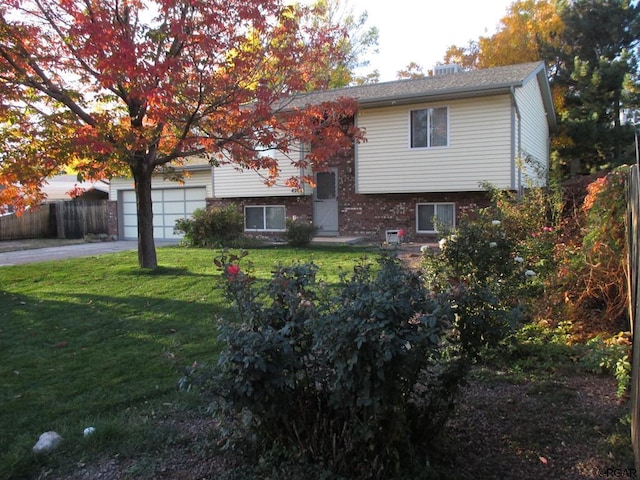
[0,244,375,479]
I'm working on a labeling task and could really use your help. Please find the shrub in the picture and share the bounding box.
[422,208,544,357]
[555,166,629,332]
[579,333,632,398]
[174,205,243,248]
[284,218,318,247]
[482,180,563,279]
[184,250,466,479]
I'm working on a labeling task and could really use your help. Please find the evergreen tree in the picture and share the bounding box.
[554,0,640,174]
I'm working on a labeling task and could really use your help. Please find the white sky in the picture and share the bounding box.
[346,0,514,81]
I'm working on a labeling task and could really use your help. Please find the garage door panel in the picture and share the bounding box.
[186,201,204,214]
[164,227,182,239]
[163,214,186,226]
[163,189,185,201]
[124,225,138,238]
[185,188,205,201]
[164,202,186,214]
[122,203,137,214]
[151,191,164,202]
[122,191,136,202]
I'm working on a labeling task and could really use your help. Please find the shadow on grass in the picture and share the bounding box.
[0,287,230,478]
[127,265,211,277]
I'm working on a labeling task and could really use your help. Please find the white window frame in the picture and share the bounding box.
[416,202,455,233]
[409,106,449,149]
[244,205,286,232]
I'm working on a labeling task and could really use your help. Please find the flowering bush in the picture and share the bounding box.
[482,181,562,280]
[422,208,544,356]
[225,264,240,278]
[185,250,466,479]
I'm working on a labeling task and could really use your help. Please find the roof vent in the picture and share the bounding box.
[433,64,462,76]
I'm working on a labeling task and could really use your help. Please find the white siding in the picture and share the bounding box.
[212,149,311,198]
[108,170,212,200]
[355,95,514,194]
[515,78,550,187]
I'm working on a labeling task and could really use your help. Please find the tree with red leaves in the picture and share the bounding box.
[0,0,361,268]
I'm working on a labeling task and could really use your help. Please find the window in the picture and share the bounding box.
[244,205,286,231]
[416,203,455,233]
[315,171,336,200]
[410,107,448,148]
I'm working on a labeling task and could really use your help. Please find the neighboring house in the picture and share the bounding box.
[109,61,556,242]
[43,174,110,201]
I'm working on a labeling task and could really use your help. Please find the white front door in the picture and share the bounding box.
[313,169,338,236]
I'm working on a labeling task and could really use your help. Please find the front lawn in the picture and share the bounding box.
[0,245,374,479]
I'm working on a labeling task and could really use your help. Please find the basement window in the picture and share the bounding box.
[244,205,286,231]
[416,203,455,233]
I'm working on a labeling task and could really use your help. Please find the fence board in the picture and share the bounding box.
[628,164,640,472]
[55,201,109,239]
[0,206,53,240]
[0,201,108,241]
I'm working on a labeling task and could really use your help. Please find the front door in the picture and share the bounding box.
[313,169,338,236]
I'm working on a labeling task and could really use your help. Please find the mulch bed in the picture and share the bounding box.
[49,371,632,480]
[441,373,632,480]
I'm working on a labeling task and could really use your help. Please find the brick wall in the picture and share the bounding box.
[106,200,118,238]
[207,146,491,243]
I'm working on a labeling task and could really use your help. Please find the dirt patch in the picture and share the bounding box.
[396,242,429,269]
[441,372,632,479]
[46,370,632,480]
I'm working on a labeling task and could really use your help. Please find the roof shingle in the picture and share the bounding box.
[285,61,548,109]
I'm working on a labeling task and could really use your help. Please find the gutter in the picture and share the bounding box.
[510,86,522,194]
[358,86,516,109]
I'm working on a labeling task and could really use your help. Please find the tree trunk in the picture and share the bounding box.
[131,162,158,269]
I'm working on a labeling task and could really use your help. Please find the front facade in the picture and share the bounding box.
[109,62,556,242]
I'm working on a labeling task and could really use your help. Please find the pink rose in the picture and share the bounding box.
[226,264,240,278]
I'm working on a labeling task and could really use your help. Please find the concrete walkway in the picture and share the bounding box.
[0,240,167,266]
[311,236,364,245]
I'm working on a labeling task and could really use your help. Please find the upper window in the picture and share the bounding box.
[410,107,448,148]
[416,203,455,233]
[245,205,286,231]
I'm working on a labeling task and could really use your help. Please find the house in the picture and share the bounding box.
[42,175,110,201]
[108,61,556,242]
[109,159,212,240]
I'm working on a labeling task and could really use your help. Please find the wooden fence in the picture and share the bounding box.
[628,163,640,472]
[0,201,109,240]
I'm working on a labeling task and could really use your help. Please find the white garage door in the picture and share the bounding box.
[120,188,207,240]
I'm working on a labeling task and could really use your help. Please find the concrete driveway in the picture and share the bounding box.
[0,240,177,266]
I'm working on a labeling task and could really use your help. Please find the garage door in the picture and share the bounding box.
[120,188,207,240]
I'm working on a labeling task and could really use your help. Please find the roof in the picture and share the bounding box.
[285,61,556,129]
[42,175,110,201]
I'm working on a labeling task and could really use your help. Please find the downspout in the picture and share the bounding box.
[510,86,522,196]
